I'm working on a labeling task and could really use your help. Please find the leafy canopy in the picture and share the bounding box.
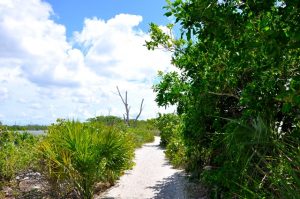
[147,0,300,197]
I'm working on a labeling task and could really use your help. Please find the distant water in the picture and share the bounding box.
[18,130,46,135]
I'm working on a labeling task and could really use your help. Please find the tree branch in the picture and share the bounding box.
[208,91,239,100]
[134,99,144,127]
[116,86,126,104]
[135,99,144,121]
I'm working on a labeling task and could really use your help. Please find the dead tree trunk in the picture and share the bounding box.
[117,86,130,126]
[117,86,144,127]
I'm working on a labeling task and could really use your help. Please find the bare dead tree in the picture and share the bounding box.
[117,86,130,126]
[116,86,144,126]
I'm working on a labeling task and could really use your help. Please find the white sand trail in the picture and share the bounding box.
[98,136,207,199]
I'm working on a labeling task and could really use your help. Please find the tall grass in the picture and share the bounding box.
[39,120,135,199]
[201,117,300,198]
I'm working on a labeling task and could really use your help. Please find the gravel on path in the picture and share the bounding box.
[97,136,207,199]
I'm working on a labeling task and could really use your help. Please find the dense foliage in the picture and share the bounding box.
[147,0,300,198]
[156,113,181,147]
[156,113,186,167]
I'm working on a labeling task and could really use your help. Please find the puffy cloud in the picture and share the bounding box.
[0,0,175,124]
[0,0,89,87]
[74,14,172,82]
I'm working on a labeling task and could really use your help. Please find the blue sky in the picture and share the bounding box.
[47,0,169,37]
[0,0,175,125]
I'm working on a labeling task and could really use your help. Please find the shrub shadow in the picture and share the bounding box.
[148,172,208,199]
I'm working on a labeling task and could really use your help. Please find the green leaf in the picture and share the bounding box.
[165,11,172,17]
[282,103,292,113]
[173,0,181,7]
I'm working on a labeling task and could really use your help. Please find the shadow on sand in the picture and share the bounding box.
[148,172,208,199]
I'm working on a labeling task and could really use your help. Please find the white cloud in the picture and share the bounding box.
[74,14,172,83]
[0,0,90,87]
[0,0,175,125]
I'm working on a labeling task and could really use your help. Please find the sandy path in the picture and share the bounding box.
[98,136,206,199]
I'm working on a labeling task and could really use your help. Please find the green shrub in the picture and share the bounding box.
[87,116,123,126]
[39,120,135,199]
[156,113,180,147]
[126,127,155,148]
[0,129,39,181]
[165,135,186,168]
[87,116,156,148]
[155,113,187,168]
